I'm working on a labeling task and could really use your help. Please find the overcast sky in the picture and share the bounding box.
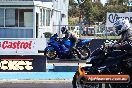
[100,0,107,5]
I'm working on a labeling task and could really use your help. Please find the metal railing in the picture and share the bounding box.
[53,25,120,39]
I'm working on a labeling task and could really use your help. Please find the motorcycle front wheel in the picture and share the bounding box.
[73,77,102,88]
[45,47,57,60]
[72,71,102,88]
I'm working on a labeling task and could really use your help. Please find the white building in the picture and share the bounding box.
[0,0,69,55]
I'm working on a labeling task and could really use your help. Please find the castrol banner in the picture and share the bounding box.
[106,12,132,27]
[0,39,37,55]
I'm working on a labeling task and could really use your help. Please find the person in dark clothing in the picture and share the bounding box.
[61,27,77,46]
[110,18,132,53]
[110,18,132,86]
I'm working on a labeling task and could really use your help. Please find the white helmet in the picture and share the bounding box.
[114,18,130,35]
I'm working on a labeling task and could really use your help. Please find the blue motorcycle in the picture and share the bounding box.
[44,33,80,60]
[44,33,92,60]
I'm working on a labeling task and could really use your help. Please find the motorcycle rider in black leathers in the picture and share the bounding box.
[110,18,132,86]
[111,18,132,53]
[61,27,77,47]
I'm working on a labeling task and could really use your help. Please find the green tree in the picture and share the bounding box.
[103,0,128,23]
[118,0,128,5]
[92,1,105,22]
[79,0,104,25]
[80,0,93,25]
[68,0,129,25]
[107,0,128,5]
[68,0,79,17]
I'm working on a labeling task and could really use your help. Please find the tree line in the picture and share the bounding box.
[68,0,129,25]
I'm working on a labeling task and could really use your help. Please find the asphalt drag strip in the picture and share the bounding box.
[0,80,72,88]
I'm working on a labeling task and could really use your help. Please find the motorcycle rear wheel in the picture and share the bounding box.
[71,49,80,60]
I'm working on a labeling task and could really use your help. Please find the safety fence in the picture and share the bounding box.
[53,25,120,39]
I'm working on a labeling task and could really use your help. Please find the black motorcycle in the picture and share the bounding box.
[72,45,132,88]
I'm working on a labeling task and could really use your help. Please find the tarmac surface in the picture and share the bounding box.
[0,80,72,88]
[0,80,107,88]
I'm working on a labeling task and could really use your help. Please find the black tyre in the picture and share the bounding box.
[72,71,78,88]
[45,47,57,60]
[72,71,102,88]
[78,46,90,60]
[72,71,86,88]
[71,49,81,60]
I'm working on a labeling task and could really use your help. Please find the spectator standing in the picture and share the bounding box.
[79,26,83,36]
[83,26,87,36]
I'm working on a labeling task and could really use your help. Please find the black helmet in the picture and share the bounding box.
[61,27,67,34]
